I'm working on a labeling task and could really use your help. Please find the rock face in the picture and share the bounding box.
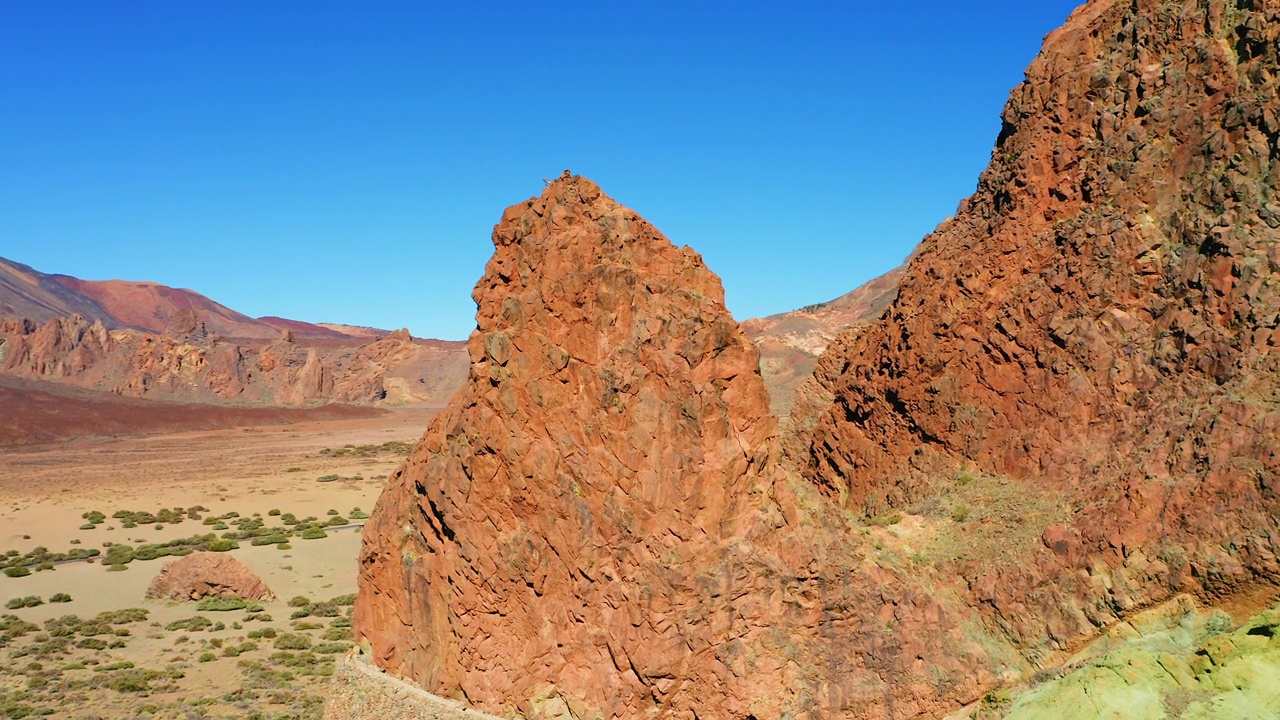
[804,0,1280,662]
[145,552,274,602]
[353,175,1027,720]
[355,173,789,718]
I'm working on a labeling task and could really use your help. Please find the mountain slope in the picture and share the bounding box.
[744,263,906,417]
[0,257,116,325]
[0,255,360,339]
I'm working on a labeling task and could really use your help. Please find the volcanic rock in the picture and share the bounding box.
[352,175,1019,720]
[0,313,468,408]
[744,262,905,419]
[145,552,274,602]
[354,173,793,718]
[803,0,1280,663]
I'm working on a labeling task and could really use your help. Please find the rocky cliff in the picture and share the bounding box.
[803,0,1280,668]
[744,264,905,419]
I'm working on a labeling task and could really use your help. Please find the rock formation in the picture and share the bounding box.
[353,175,1029,719]
[145,552,274,602]
[0,313,468,408]
[355,173,788,717]
[349,1,1280,718]
[803,0,1280,666]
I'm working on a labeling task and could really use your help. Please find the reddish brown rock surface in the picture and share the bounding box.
[0,256,471,409]
[146,552,274,602]
[355,173,788,717]
[0,314,467,408]
[803,0,1280,666]
[0,254,345,339]
[353,175,1018,719]
[350,2,1280,719]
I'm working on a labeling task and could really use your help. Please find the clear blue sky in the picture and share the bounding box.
[1,1,1083,340]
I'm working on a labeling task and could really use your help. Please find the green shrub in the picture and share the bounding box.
[300,528,327,540]
[310,603,340,618]
[868,513,904,527]
[273,633,311,650]
[49,593,72,604]
[104,544,135,565]
[1206,610,1233,636]
[287,596,311,608]
[79,523,97,530]
[314,641,352,654]
[316,474,340,483]
[196,596,248,612]
[164,616,212,632]
[5,596,42,609]
[206,539,237,552]
[5,566,32,578]
[321,627,351,641]
[268,509,281,516]
[198,652,217,663]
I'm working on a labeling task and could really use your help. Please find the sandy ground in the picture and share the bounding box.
[0,405,442,719]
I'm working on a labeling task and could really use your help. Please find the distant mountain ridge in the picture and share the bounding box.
[0,255,373,340]
[0,255,468,409]
[743,262,906,417]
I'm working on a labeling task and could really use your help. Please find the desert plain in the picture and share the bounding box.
[0,404,441,719]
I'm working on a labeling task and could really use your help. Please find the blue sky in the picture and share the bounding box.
[1,2,1083,340]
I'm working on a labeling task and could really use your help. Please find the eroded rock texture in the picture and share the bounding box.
[355,173,1033,720]
[355,173,789,718]
[0,314,467,407]
[354,1,1280,717]
[806,0,1280,661]
[145,552,274,602]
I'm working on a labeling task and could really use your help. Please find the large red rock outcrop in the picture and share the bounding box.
[355,173,788,717]
[146,552,274,602]
[804,0,1280,660]
[353,175,1020,720]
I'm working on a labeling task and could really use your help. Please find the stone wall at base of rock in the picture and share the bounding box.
[324,652,508,720]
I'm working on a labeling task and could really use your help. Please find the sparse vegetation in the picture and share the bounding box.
[319,441,413,458]
[196,596,249,612]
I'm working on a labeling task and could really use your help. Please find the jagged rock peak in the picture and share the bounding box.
[354,173,783,718]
